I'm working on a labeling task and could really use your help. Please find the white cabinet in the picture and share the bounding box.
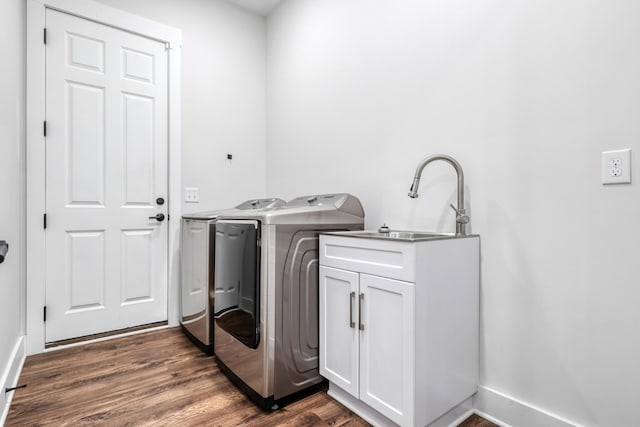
[319,234,480,427]
[319,266,359,397]
[359,273,414,425]
[320,268,414,426]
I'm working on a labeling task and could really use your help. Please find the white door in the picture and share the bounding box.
[319,266,360,398]
[359,274,415,426]
[44,9,169,343]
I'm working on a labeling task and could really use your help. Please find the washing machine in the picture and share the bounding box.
[180,198,285,353]
[213,193,365,408]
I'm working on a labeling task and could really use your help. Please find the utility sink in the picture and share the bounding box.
[326,230,458,242]
[319,228,480,427]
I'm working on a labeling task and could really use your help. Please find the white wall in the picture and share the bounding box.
[96,0,268,212]
[267,1,640,425]
[0,0,26,417]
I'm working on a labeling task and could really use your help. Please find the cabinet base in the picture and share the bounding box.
[328,383,399,427]
[327,383,475,427]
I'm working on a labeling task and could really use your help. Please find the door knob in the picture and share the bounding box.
[149,213,165,222]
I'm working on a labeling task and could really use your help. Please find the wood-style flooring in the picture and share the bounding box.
[458,414,498,427]
[6,327,497,426]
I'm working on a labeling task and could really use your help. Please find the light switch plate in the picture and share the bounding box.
[602,149,631,185]
[184,187,200,203]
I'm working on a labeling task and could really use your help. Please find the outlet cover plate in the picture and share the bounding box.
[602,149,631,185]
[184,187,200,203]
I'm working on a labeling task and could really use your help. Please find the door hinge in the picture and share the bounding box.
[43,306,47,322]
[43,213,47,229]
[44,28,47,44]
[43,121,47,137]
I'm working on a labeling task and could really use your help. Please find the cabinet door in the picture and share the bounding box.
[319,266,360,398]
[359,274,415,426]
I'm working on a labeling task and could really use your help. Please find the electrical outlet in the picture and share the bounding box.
[602,149,631,185]
[184,187,199,203]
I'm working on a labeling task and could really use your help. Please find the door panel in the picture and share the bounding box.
[67,230,105,311]
[122,93,155,205]
[67,32,105,73]
[67,82,105,206]
[45,9,168,343]
[359,274,414,426]
[122,48,154,83]
[120,229,154,304]
[319,266,359,398]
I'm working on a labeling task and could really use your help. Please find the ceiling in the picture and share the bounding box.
[225,0,283,16]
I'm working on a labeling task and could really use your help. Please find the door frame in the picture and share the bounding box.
[26,0,182,355]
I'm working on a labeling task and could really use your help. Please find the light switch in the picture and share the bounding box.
[184,187,199,203]
[602,149,631,185]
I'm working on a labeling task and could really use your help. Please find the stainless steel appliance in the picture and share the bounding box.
[179,198,285,353]
[213,193,365,408]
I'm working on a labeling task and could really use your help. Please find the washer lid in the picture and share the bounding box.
[267,193,365,224]
[234,198,286,210]
[216,193,365,225]
[181,209,226,220]
[285,193,365,217]
[181,198,286,220]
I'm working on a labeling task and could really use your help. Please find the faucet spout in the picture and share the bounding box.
[408,177,421,198]
[408,154,468,235]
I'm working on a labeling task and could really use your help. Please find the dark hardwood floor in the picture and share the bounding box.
[6,327,496,426]
[457,414,498,427]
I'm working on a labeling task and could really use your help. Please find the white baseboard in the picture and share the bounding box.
[473,385,583,427]
[0,336,26,426]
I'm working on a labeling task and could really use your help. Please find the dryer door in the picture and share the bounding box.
[214,220,261,349]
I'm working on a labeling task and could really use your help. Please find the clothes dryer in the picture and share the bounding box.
[213,194,365,408]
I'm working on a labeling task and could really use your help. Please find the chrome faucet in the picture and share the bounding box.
[408,154,470,235]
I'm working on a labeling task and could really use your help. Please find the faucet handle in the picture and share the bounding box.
[449,204,464,215]
[450,204,470,224]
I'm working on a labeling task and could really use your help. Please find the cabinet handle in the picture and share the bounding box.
[349,292,356,328]
[358,293,364,331]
